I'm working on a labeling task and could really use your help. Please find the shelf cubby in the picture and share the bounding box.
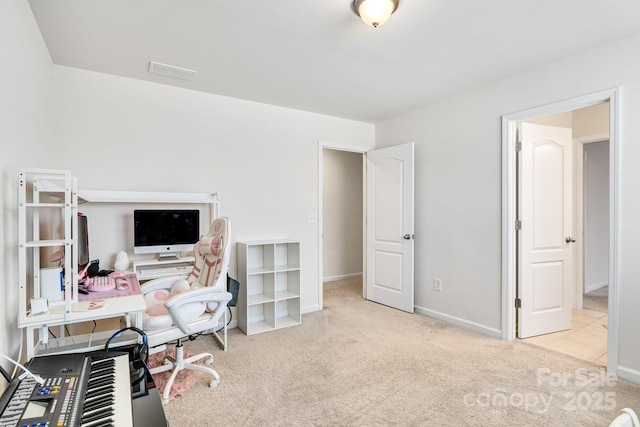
[238,240,301,335]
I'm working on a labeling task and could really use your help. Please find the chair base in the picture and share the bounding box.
[149,339,220,405]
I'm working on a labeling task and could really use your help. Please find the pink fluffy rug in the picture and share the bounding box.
[149,349,205,402]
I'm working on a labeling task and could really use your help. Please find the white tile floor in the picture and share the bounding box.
[521,308,608,366]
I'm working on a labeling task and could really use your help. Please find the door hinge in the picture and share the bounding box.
[516,141,522,152]
[515,298,522,309]
[515,220,522,230]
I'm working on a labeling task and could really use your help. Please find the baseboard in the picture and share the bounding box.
[617,365,640,384]
[323,272,362,283]
[301,304,321,315]
[415,305,502,339]
[584,281,609,294]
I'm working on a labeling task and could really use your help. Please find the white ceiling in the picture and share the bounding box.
[28,0,640,123]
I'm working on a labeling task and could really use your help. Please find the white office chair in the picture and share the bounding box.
[141,216,232,404]
[609,408,640,427]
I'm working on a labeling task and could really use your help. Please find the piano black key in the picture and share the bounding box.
[89,374,115,389]
[82,407,114,424]
[85,384,114,399]
[84,395,115,413]
[81,416,115,427]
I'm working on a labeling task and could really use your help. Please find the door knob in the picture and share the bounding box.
[565,236,576,243]
[403,234,412,240]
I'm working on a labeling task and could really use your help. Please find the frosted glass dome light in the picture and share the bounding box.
[352,0,399,28]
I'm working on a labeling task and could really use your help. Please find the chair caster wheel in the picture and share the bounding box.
[209,378,220,388]
[205,356,213,366]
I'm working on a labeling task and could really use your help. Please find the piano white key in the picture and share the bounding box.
[81,354,133,427]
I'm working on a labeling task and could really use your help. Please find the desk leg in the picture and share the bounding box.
[210,310,227,351]
[26,328,35,359]
[223,310,227,351]
[134,311,142,329]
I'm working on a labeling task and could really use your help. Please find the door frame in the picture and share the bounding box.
[574,133,610,310]
[501,88,620,374]
[317,140,371,310]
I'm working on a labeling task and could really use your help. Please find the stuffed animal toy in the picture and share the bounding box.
[143,279,207,330]
[114,250,129,271]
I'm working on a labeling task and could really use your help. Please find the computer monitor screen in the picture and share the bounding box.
[133,209,200,259]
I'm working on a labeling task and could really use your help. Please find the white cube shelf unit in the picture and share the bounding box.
[237,240,301,335]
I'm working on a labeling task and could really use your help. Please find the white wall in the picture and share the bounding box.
[322,149,363,281]
[574,102,610,138]
[47,66,374,315]
[583,140,610,293]
[376,33,640,381]
[0,1,54,376]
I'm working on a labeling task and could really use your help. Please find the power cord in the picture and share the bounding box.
[0,364,11,383]
[104,327,151,388]
[0,354,44,385]
[48,321,95,339]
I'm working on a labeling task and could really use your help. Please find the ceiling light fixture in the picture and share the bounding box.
[352,0,399,28]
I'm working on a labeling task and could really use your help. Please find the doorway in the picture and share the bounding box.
[318,141,416,312]
[502,89,620,374]
[517,106,610,365]
[322,148,364,284]
[317,141,369,310]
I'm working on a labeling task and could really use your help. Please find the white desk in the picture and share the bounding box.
[21,276,146,359]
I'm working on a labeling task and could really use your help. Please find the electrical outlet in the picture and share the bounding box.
[434,278,442,291]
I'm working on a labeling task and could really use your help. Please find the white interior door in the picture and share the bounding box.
[366,143,414,313]
[518,123,574,338]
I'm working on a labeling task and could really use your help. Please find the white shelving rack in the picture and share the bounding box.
[42,186,219,280]
[18,169,79,327]
[237,240,301,335]
[76,189,219,281]
[16,171,220,357]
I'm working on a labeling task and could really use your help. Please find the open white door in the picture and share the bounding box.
[518,123,574,338]
[366,143,414,313]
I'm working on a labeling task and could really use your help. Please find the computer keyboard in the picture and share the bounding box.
[84,275,116,292]
[137,263,193,277]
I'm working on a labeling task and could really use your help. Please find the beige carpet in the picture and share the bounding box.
[162,277,640,426]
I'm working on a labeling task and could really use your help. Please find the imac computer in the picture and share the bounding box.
[133,209,200,260]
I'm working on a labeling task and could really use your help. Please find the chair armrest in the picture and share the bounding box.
[165,287,232,308]
[165,289,232,335]
[140,276,184,295]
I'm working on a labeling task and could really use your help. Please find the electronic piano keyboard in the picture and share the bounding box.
[0,352,134,427]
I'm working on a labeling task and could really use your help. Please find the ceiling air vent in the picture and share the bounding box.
[148,61,196,81]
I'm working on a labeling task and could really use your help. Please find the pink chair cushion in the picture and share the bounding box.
[198,234,221,256]
[143,280,206,330]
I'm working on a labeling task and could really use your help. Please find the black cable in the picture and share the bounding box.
[0,365,11,383]
[49,329,57,339]
[104,327,151,388]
